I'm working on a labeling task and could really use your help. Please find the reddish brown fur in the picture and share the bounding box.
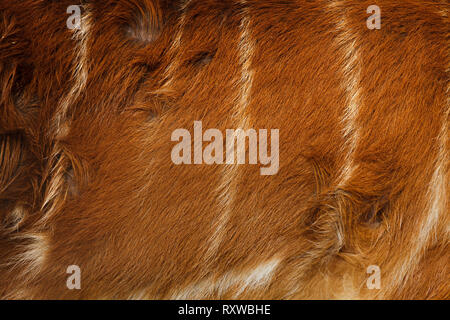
[0,0,448,299]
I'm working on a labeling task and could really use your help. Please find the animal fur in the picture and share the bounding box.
[0,0,448,299]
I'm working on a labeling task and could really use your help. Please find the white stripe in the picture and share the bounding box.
[42,7,92,221]
[206,3,254,260]
[171,258,281,299]
[327,3,363,187]
[13,233,49,279]
[54,6,92,135]
[394,71,449,290]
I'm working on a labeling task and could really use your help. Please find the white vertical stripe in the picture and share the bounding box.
[207,2,254,261]
[326,3,363,187]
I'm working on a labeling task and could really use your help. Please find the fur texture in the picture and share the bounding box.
[0,0,448,299]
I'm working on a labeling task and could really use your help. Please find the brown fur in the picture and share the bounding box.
[0,0,448,299]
